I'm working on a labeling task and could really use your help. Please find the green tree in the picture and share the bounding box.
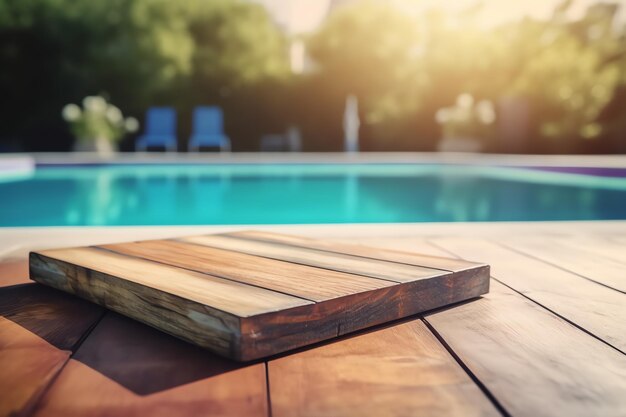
[0,0,289,151]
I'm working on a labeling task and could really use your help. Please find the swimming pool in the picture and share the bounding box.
[1,163,625,226]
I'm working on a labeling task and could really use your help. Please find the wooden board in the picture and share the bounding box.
[29,231,489,361]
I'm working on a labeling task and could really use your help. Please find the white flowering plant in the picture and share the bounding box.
[62,96,139,144]
[435,94,496,139]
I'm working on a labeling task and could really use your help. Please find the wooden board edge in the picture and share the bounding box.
[236,264,490,361]
[29,251,244,360]
[27,252,489,362]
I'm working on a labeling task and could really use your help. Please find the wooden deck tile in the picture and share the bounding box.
[419,240,626,417]
[0,283,103,416]
[430,237,626,352]
[345,237,626,416]
[268,319,500,417]
[502,236,626,293]
[30,232,489,361]
[32,313,268,417]
[552,236,626,266]
[426,280,626,417]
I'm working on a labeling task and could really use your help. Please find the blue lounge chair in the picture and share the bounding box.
[188,106,231,152]
[136,107,177,152]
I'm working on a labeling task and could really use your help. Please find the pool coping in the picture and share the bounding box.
[1,152,626,169]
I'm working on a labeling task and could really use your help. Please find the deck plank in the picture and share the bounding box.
[426,280,626,417]
[268,319,500,417]
[33,247,311,316]
[503,236,625,292]
[430,237,626,352]
[179,235,448,283]
[552,236,626,266]
[32,312,268,417]
[416,239,626,417]
[0,283,104,417]
[223,230,480,272]
[101,240,396,302]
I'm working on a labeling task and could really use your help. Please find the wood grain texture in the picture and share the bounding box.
[269,319,500,417]
[32,313,269,417]
[0,283,103,417]
[502,236,626,292]
[420,240,626,417]
[32,247,309,315]
[551,236,626,266]
[224,230,479,272]
[426,280,626,417]
[179,234,449,283]
[30,232,489,361]
[430,237,626,352]
[101,240,394,302]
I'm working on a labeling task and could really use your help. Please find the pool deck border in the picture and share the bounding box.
[1,151,626,169]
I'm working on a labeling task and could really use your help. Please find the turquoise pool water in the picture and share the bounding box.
[1,164,625,226]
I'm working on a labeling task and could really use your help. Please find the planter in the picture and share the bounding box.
[73,136,117,155]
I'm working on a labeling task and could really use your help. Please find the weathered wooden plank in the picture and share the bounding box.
[225,230,479,272]
[503,236,625,292]
[100,240,395,302]
[179,234,450,283]
[30,232,489,361]
[418,238,626,417]
[31,249,268,356]
[0,283,104,417]
[426,280,626,417]
[32,247,310,315]
[351,237,626,415]
[32,313,269,417]
[269,319,500,417]
[430,237,626,352]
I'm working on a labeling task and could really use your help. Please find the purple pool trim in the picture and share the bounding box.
[524,166,626,178]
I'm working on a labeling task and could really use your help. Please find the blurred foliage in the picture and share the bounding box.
[305,1,427,150]
[0,0,625,153]
[306,0,626,152]
[0,0,289,150]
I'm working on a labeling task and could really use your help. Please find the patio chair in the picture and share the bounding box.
[188,106,231,152]
[136,107,177,152]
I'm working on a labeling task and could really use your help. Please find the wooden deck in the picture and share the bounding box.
[1,222,625,417]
